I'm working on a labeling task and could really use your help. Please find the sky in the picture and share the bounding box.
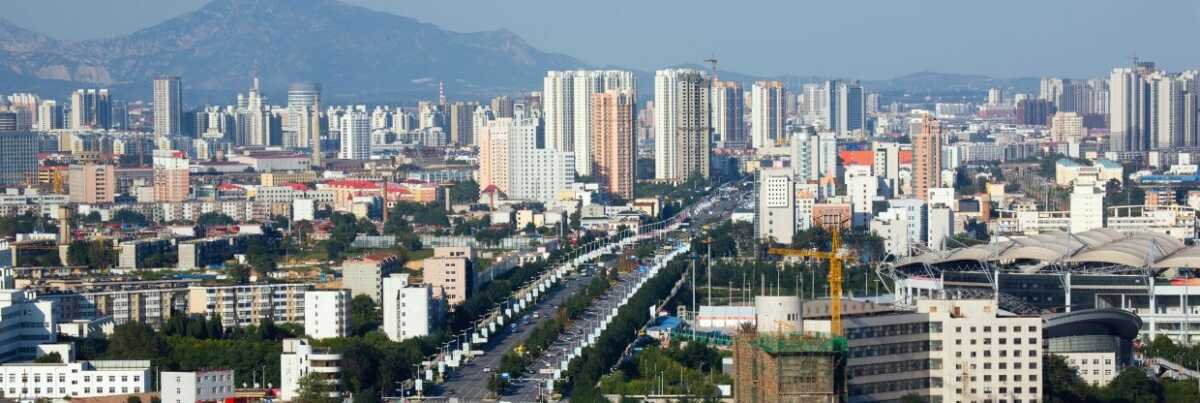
[5,0,1200,80]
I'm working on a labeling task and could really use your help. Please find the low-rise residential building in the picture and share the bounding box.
[341,253,400,303]
[281,339,342,402]
[0,346,151,399]
[161,369,235,403]
[0,284,56,363]
[304,290,350,340]
[382,274,436,342]
[187,283,312,328]
[178,234,260,269]
[422,246,475,306]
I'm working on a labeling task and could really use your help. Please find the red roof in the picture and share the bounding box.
[899,150,913,164]
[217,183,244,191]
[481,185,500,194]
[839,150,873,166]
[284,183,310,191]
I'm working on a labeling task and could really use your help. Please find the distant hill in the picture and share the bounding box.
[0,0,588,104]
[0,0,1040,104]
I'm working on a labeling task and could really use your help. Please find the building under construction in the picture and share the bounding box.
[733,329,846,403]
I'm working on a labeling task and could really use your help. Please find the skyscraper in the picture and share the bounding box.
[710,81,745,146]
[654,69,711,182]
[591,90,636,199]
[987,88,1005,106]
[310,100,324,168]
[153,76,183,137]
[70,89,111,129]
[543,70,635,176]
[823,80,864,134]
[287,82,321,147]
[449,102,476,146]
[240,74,270,146]
[750,81,786,149]
[36,100,62,131]
[912,117,942,201]
[339,111,370,160]
[1109,63,1156,152]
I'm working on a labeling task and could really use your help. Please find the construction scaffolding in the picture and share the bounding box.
[734,330,847,403]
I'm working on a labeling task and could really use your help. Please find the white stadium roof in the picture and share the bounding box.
[895,228,1196,275]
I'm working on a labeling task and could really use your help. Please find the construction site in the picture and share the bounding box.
[732,328,847,403]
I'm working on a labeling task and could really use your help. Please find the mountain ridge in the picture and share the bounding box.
[0,0,1040,103]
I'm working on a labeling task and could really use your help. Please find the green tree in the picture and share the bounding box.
[111,210,149,227]
[34,352,62,363]
[349,295,381,336]
[196,212,236,226]
[1165,379,1200,402]
[1104,367,1160,403]
[295,372,339,403]
[898,394,925,403]
[106,322,168,361]
[127,396,143,403]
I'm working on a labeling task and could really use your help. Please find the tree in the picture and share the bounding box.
[111,210,149,227]
[295,372,339,403]
[197,212,236,226]
[34,352,62,363]
[898,394,925,403]
[127,396,143,403]
[1104,367,1160,403]
[106,322,167,361]
[349,295,381,336]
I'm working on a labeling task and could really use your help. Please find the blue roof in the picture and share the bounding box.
[647,316,684,331]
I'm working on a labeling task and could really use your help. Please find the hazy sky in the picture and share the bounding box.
[6,0,1200,79]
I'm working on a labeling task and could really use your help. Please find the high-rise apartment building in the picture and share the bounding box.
[1051,112,1085,143]
[6,93,38,131]
[912,117,942,201]
[303,290,350,340]
[152,149,190,202]
[543,70,635,176]
[0,131,38,187]
[338,111,370,160]
[287,82,321,147]
[70,89,111,129]
[478,117,575,203]
[710,81,745,146]
[755,167,796,243]
[37,100,63,131]
[1109,63,1157,152]
[449,102,476,146]
[987,88,1005,106]
[591,90,636,199]
[68,164,116,204]
[654,68,711,182]
[153,76,183,137]
[750,81,786,149]
[490,96,514,119]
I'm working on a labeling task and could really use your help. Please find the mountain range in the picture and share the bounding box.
[0,0,1038,104]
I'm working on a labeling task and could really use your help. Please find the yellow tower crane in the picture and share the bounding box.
[767,222,854,336]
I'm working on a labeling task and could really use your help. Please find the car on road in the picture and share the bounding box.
[483,367,492,373]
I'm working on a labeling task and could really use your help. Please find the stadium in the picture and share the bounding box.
[882,228,1198,344]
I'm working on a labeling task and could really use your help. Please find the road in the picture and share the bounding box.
[432,269,598,400]
[506,268,655,401]
[505,188,747,401]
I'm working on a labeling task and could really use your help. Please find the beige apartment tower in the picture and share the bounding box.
[591,90,636,199]
[912,117,942,201]
[68,163,116,204]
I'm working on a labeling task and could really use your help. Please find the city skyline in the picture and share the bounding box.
[5,0,1200,80]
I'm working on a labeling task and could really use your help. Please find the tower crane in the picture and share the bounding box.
[767,217,854,335]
